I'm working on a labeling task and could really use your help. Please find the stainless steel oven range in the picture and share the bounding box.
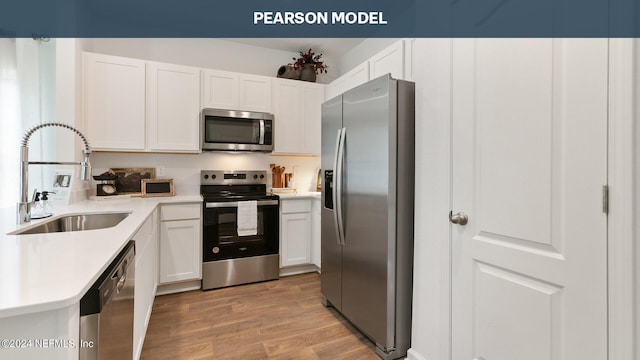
[201,170,280,290]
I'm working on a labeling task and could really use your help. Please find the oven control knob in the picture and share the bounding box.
[204,174,209,179]
[253,175,258,179]
[212,247,220,254]
[212,174,216,179]
[260,174,264,179]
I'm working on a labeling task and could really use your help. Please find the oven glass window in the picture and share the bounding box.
[205,117,260,144]
[217,211,264,244]
[203,203,279,261]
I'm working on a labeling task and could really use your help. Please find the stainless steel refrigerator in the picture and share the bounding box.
[321,74,415,360]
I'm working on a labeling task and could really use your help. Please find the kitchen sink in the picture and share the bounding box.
[11,212,131,235]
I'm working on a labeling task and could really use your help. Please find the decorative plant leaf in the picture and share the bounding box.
[289,48,329,74]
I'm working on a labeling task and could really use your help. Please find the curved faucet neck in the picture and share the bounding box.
[21,122,91,153]
[18,122,92,224]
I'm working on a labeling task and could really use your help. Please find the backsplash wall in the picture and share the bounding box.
[90,152,321,196]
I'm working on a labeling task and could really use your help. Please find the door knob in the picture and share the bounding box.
[449,211,468,225]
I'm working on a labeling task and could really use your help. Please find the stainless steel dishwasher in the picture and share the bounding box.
[79,241,135,359]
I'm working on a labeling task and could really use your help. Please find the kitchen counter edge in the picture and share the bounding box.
[0,195,202,319]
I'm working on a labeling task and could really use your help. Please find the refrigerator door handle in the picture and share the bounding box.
[335,127,347,246]
[332,128,343,245]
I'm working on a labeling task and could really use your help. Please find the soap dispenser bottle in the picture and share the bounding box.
[31,192,44,219]
[41,191,53,217]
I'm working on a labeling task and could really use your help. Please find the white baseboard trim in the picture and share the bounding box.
[279,264,319,277]
[406,348,428,360]
[156,280,201,295]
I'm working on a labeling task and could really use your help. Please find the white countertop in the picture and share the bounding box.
[0,195,201,319]
[274,191,321,200]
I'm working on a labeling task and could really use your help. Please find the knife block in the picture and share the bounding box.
[272,173,284,188]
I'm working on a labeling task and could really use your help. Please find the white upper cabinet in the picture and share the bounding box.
[202,70,272,113]
[273,79,324,155]
[369,39,405,80]
[273,79,301,154]
[202,69,239,110]
[326,62,370,100]
[239,74,272,113]
[202,70,238,110]
[300,84,323,155]
[346,61,371,87]
[84,52,146,151]
[84,52,201,153]
[326,39,409,100]
[147,62,201,152]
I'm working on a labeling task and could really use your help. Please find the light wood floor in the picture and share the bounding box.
[140,273,379,359]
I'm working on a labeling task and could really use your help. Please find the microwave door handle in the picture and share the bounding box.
[259,120,265,145]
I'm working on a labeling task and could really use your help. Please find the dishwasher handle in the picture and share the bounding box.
[114,272,127,294]
[99,245,135,308]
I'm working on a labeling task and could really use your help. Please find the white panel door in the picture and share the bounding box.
[147,62,201,152]
[300,82,324,155]
[159,219,201,284]
[326,76,346,100]
[344,62,370,91]
[369,39,405,80]
[273,79,301,153]
[84,52,146,150]
[202,69,238,110]
[311,199,321,268]
[326,61,370,99]
[239,74,272,113]
[451,39,608,360]
[281,212,312,267]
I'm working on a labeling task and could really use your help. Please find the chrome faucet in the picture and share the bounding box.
[17,122,91,224]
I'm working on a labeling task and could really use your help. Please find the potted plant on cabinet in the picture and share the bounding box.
[291,49,328,82]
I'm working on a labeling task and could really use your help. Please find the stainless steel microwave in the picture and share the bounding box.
[202,109,274,151]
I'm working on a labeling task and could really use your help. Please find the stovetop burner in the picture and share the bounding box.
[200,170,276,202]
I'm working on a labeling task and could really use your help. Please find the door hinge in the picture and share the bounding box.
[602,185,609,214]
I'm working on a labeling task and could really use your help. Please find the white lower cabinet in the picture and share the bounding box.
[133,210,158,360]
[159,203,202,284]
[280,199,312,268]
[311,199,321,269]
[281,212,312,267]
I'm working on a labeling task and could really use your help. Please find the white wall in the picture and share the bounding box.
[406,39,452,360]
[55,38,94,203]
[90,152,320,196]
[16,39,57,198]
[88,38,336,83]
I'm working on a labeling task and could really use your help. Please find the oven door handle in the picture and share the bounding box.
[205,200,278,208]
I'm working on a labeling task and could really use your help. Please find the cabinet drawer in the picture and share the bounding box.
[161,203,201,221]
[281,199,311,214]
